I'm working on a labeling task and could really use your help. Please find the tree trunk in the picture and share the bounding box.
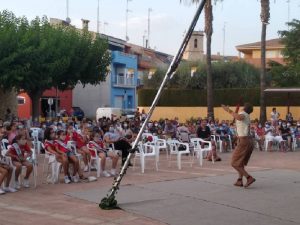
[28,90,42,122]
[259,0,270,123]
[205,0,214,119]
[260,23,267,123]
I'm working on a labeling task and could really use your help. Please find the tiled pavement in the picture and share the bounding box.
[1,150,300,225]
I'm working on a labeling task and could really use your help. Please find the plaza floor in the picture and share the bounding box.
[1,150,300,225]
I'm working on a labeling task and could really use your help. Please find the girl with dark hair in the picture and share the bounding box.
[54,130,85,182]
[44,128,71,184]
[6,134,33,189]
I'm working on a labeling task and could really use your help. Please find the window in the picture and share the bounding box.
[194,39,198,48]
[17,96,25,105]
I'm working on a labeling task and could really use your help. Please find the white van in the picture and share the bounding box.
[96,108,122,121]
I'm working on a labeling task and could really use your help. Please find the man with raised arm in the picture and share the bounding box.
[222,103,256,188]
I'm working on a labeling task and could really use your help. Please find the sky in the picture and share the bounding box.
[0,0,299,56]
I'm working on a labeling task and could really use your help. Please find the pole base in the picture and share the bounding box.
[99,195,119,210]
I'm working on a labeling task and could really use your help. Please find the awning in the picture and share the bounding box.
[264,88,300,93]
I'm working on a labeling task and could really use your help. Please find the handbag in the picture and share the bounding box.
[178,144,187,151]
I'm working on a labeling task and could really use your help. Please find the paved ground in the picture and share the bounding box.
[1,150,300,225]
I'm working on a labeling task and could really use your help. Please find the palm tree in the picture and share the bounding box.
[260,0,270,123]
[181,0,216,119]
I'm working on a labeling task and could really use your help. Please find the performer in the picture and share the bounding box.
[222,103,256,188]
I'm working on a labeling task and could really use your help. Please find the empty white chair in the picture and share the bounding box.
[190,138,214,166]
[168,139,191,170]
[133,142,159,173]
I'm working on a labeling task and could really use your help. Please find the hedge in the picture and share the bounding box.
[138,88,300,106]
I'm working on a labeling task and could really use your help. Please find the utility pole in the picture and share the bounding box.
[97,0,100,33]
[66,0,71,24]
[222,22,226,57]
[287,0,290,30]
[125,0,132,41]
[147,8,152,48]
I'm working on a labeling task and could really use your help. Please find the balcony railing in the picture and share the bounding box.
[115,75,135,87]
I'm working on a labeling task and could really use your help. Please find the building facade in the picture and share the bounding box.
[236,38,285,68]
[72,35,138,118]
[182,31,205,62]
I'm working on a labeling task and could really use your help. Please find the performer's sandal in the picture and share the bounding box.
[244,176,256,188]
[234,178,243,187]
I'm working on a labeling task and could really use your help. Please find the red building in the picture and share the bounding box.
[17,88,73,120]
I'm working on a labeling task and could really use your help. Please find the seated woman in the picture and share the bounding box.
[196,120,221,161]
[66,124,91,172]
[44,128,71,184]
[0,146,17,194]
[6,134,33,189]
[88,132,119,177]
[103,125,132,166]
[279,122,292,151]
[54,130,85,182]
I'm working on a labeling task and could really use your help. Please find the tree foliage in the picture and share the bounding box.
[0,10,110,119]
[269,19,300,87]
[143,60,260,89]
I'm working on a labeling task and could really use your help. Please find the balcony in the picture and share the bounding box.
[114,75,135,87]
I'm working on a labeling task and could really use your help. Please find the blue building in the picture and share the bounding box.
[73,35,138,118]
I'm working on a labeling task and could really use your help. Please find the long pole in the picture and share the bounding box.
[99,0,208,210]
[125,0,131,41]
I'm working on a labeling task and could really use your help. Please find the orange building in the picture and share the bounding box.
[17,88,73,120]
[236,38,285,68]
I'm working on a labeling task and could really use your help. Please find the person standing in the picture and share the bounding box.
[222,103,256,188]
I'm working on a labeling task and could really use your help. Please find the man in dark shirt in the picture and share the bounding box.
[196,120,221,161]
[279,122,292,151]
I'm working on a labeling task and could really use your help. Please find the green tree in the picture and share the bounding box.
[0,10,110,120]
[269,20,300,87]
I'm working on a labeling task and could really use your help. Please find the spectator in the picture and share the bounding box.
[196,120,221,161]
[163,119,177,139]
[66,124,91,172]
[44,128,71,184]
[6,134,33,189]
[4,108,14,122]
[0,144,17,194]
[103,125,132,166]
[54,130,85,182]
[279,122,292,151]
[286,112,293,125]
[255,122,265,151]
[270,108,280,126]
[88,132,119,177]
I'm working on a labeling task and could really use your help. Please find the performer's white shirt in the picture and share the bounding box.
[236,111,250,137]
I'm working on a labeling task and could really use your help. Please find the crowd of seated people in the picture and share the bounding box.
[1,107,300,194]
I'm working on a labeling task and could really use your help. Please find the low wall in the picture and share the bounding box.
[138,106,300,122]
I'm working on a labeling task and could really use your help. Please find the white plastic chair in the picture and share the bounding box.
[167,139,191,170]
[153,136,168,159]
[87,145,101,178]
[42,144,61,184]
[133,142,159,173]
[190,138,214,166]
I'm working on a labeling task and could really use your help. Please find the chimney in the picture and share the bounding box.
[81,19,90,31]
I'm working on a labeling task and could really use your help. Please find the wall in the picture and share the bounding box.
[73,80,111,119]
[138,106,300,122]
